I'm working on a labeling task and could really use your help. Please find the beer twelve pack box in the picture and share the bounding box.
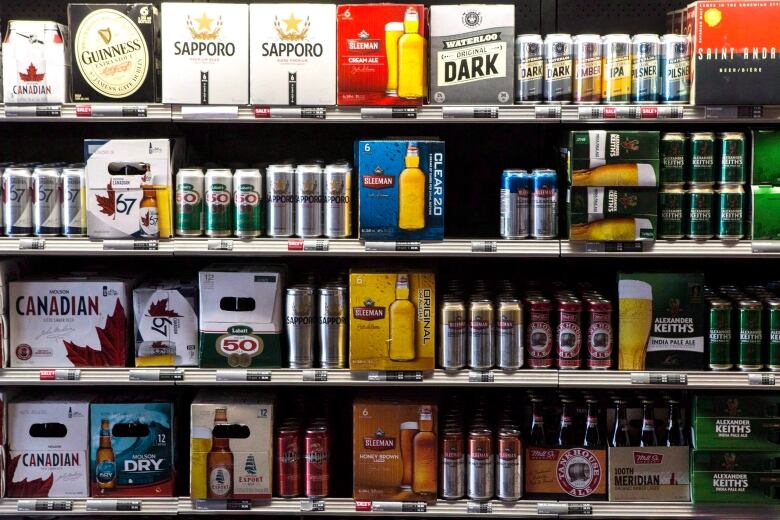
[751,130,780,186]
[692,450,780,504]
[356,139,445,241]
[10,277,132,367]
[337,4,427,106]
[90,400,174,496]
[249,4,337,106]
[2,21,69,104]
[161,3,249,104]
[133,281,198,367]
[428,4,515,105]
[190,390,274,499]
[68,4,161,102]
[692,394,780,450]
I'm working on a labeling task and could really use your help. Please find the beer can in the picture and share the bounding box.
[467,428,494,501]
[768,299,780,371]
[233,168,263,238]
[61,166,87,237]
[440,429,465,500]
[266,163,295,237]
[708,299,733,370]
[318,285,347,368]
[295,163,323,238]
[323,162,352,238]
[717,185,744,240]
[276,424,302,498]
[738,300,763,371]
[496,428,522,501]
[175,168,204,237]
[601,34,632,104]
[526,297,553,368]
[630,34,660,104]
[497,297,523,370]
[3,167,33,237]
[440,296,467,371]
[572,34,602,103]
[658,186,685,239]
[515,34,544,104]
[530,169,558,239]
[500,169,530,239]
[204,168,233,237]
[32,167,61,236]
[687,132,715,185]
[660,133,686,185]
[717,132,746,185]
[660,34,690,104]
[586,299,613,369]
[556,299,582,369]
[304,425,330,498]
[686,186,713,239]
[286,286,315,369]
[543,34,573,104]
[468,298,495,371]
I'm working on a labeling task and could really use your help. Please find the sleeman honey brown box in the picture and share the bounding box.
[349,270,435,371]
[525,446,607,500]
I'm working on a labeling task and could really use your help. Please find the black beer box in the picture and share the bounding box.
[68,4,161,102]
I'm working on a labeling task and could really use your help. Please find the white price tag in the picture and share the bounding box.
[748,373,776,386]
[128,369,183,382]
[288,239,329,251]
[471,240,497,253]
[77,105,148,117]
[442,106,499,119]
[103,239,159,251]
[300,499,326,512]
[361,107,417,119]
[193,499,252,510]
[630,372,688,385]
[368,371,423,382]
[39,369,80,381]
[537,502,566,515]
[364,241,420,252]
[86,499,141,512]
[302,370,329,382]
[469,370,494,383]
[17,500,73,512]
[467,501,493,514]
[535,105,561,119]
[19,238,45,250]
[208,239,234,251]
[181,105,239,119]
[4,105,61,117]
[372,501,426,512]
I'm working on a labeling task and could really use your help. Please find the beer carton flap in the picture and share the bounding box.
[84,139,172,190]
[198,267,284,329]
[430,4,514,34]
[191,396,273,453]
[9,399,90,451]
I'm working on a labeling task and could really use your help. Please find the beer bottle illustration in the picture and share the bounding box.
[140,188,160,238]
[207,407,234,499]
[95,418,117,491]
[398,143,425,231]
[412,405,437,493]
[397,7,425,99]
[388,273,416,361]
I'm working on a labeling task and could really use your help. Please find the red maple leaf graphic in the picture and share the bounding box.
[19,63,45,82]
[7,454,54,497]
[141,210,151,228]
[64,299,127,366]
[95,183,116,219]
[148,298,181,318]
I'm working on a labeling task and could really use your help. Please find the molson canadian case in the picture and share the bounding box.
[349,269,435,372]
[249,3,337,106]
[692,450,780,504]
[429,4,514,105]
[7,395,90,498]
[68,4,161,102]
[9,277,132,367]
[190,390,274,500]
[337,4,427,105]
[161,3,249,104]
[2,21,69,104]
[692,394,780,451]
[89,400,174,496]
[133,281,198,367]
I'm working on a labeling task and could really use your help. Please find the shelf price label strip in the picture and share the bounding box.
[535,106,561,119]
[254,106,326,119]
[17,500,73,512]
[216,369,272,382]
[302,370,329,382]
[76,105,148,118]
[194,499,252,511]
[442,106,499,119]
[207,239,234,251]
[537,502,592,515]
[748,373,776,386]
[4,105,62,117]
[18,238,46,250]
[103,239,159,251]
[467,501,493,514]
[368,370,423,382]
[128,369,183,382]
[85,499,141,512]
[288,239,330,252]
[365,241,421,252]
[471,240,497,253]
[469,370,495,383]
[300,499,326,512]
[39,369,80,381]
[361,107,418,119]
[630,372,688,385]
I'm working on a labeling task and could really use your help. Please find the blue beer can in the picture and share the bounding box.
[660,34,690,104]
[531,169,558,239]
[500,170,530,238]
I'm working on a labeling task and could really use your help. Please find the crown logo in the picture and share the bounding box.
[187,13,222,41]
[294,300,311,315]
[274,14,310,41]
[98,28,112,44]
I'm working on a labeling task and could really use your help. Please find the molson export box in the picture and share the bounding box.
[249,3,337,106]
[133,281,198,367]
[198,265,285,368]
[190,390,274,500]
[429,4,514,105]
[9,277,132,367]
[337,4,427,105]
[617,272,705,371]
[692,450,780,504]
[2,21,69,103]
[7,395,90,498]
[349,270,435,372]
[161,3,249,104]
[353,398,438,502]
[692,394,780,450]
[568,187,657,242]
[356,139,445,241]
[525,446,607,500]
[90,400,174,496]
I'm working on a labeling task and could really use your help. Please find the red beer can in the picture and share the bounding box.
[305,425,330,498]
[526,297,553,368]
[275,423,302,497]
[586,299,613,369]
[556,299,583,369]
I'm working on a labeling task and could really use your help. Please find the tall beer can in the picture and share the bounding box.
[631,34,660,104]
[496,297,523,370]
[717,132,746,185]
[175,168,204,237]
[687,132,715,185]
[3,167,33,236]
[717,185,744,240]
[500,170,530,239]
[708,299,733,371]
[738,300,763,371]
[601,34,632,103]
[768,299,780,372]
[295,164,323,238]
[318,285,347,368]
[440,428,465,499]
[275,424,302,498]
[515,34,544,103]
[530,169,558,239]
[467,428,494,500]
[556,299,582,369]
[323,162,351,238]
[266,163,295,237]
[233,168,263,238]
[526,297,553,368]
[496,428,522,501]
[468,298,495,371]
[586,299,613,369]
[62,166,87,236]
[304,425,330,498]
[543,34,572,103]
[659,34,690,104]
[572,34,602,103]
[286,286,315,369]
[440,296,467,370]
[204,168,233,237]
[32,167,61,236]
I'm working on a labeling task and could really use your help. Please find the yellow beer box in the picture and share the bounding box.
[349,270,435,371]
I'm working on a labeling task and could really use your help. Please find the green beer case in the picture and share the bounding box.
[752,130,780,186]
[692,450,780,504]
[693,394,780,451]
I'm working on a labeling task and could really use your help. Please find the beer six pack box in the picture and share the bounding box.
[568,187,657,242]
[337,4,427,106]
[568,130,660,185]
[353,397,438,502]
[7,395,90,498]
[2,21,69,104]
[133,281,198,367]
[10,277,132,367]
[692,450,780,504]
[356,139,445,241]
[617,272,705,371]
[161,3,249,104]
[429,4,514,105]
[90,401,174,496]
[198,265,285,368]
[190,390,274,500]
[249,3,337,106]
[752,185,780,240]
[349,269,435,372]
[751,130,780,186]
[525,446,607,500]
[692,394,780,450]
[68,4,161,102]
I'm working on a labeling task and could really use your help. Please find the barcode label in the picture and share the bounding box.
[469,371,494,383]
[208,239,234,251]
[19,238,45,250]
[467,501,492,514]
[303,370,328,382]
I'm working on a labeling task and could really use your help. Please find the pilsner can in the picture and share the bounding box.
[717,132,746,185]
[601,34,632,103]
[738,300,763,371]
[496,297,523,370]
[768,299,780,371]
[304,425,330,498]
[62,166,87,236]
[440,297,467,370]
[658,186,685,239]
[467,429,494,501]
[318,285,347,368]
[286,286,315,369]
[717,185,744,240]
[515,34,544,103]
[266,164,295,237]
[496,428,522,501]
[531,169,558,239]
[708,299,733,370]
[3,167,33,236]
[630,34,660,103]
[175,168,204,237]
[233,168,263,238]
[440,429,465,500]
[295,164,323,238]
[204,168,233,237]
[500,170,530,239]
[32,167,61,236]
[586,299,613,369]
[468,298,495,371]
[660,34,690,104]
[323,163,352,238]
[543,34,572,103]
[572,34,602,103]
[526,297,553,368]
[688,132,715,185]
[556,299,582,369]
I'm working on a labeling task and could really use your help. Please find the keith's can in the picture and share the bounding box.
[717,132,746,185]
[658,186,685,239]
[586,299,613,369]
[175,168,204,236]
[543,34,573,103]
[32,167,61,236]
[318,285,347,368]
[768,299,780,372]
[738,300,763,371]
[601,34,632,103]
[468,298,495,371]
[572,34,602,103]
[556,299,582,369]
[686,186,713,239]
[440,296,467,371]
[440,429,465,500]
[496,428,522,501]
[688,132,715,185]
[500,170,530,239]
[660,34,690,104]
[286,286,315,369]
[3,167,33,237]
[204,168,233,237]
[526,297,553,368]
[295,164,323,238]
[530,169,558,239]
[660,133,686,185]
[631,34,660,103]
[497,297,523,370]
[266,163,295,237]
[467,429,494,501]
[708,299,733,371]
[515,34,544,103]
[323,162,352,238]
[304,425,330,498]
[62,167,87,237]
[275,424,302,498]
[717,185,744,240]
[233,168,263,238]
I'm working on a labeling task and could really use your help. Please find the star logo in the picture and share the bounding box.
[274,13,310,41]
[195,13,213,32]
[187,13,222,41]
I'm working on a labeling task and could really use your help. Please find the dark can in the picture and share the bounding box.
[717,185,744,240]
[717,132,746,185]
[440,429,465,499]
[708,299,733,371]
[768,299,780,372]
[738,300,764,371]
[515,34,544,103]
[530,169,558,239]
[686,186,713,239]
[467,428,494,501]
[305,425,330,498]
[660,133,686,185]
[586,299,613,369]
[659,186,685,239]
[496,428,522,501]
[556,299,582,370]
[276,424,302,498]
[543,34,573,103]
[526,297,553,368]
[687,132,715,185]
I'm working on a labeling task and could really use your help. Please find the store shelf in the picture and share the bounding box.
[0,368,180,385]
[0,237,173,255]
[0,497,178,516]
[561,104,780,123]
[560,239,757,257]
[0,103,171,122]
[558,370,779,389]
[576,502,780,519]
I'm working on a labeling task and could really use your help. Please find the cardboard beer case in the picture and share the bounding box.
[567,130,660,186]
[752,185,780,240]
[568,186,657,242]
[751,130,780,186]
[692,450,780,504]
[693,394,780,451]
[524,446,607,500]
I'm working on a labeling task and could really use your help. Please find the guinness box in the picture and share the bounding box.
[692,450,780,504]
[693,394,780,451]
[68,4,161,102]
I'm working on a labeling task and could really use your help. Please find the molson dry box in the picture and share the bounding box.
[2,20,69,103]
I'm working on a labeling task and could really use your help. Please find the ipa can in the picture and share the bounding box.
[717,185,744,240]
[3,167,33,237]
[62,166,87,237]
[295,164,323,238]
[496,428,522,501]
[467,428,494,501]
[659,186,685,239]
[717,132,746,185]
[530,169,558,239]
[286,285,315,369]
[440,428,465,500]
[659,34,690,104]
[175,168,204,237]
[515,34,544,104]
[738,300,763,371]
[497,296,523,370]
[304,425,330,498]
[323,162,351,238]
[768,299,780,372]
[318,285,347,369]
[32,167,61,236]
[660,132,686,185]
[586,299,613,369]
[440,296,467,371]
[572,34,602,103]
[543,34,573,104]
[233,168,263,238]
[266,163,295,237]
[556,299,582,369]
[500,169,530,239]
[204,168,233,237]
[601,34,632,103]
[630,34,660,104]
[686,186,713,239]
[526,297,553,368]
[688,132,715,185]
[708,299,733,371]
[468,298,495,371]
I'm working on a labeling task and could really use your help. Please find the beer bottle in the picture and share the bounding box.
[412,405,438,494]
[666,399,687,447]
[207,407,234,499]
[611,399,631,447]
[530,397,546,446]
[583,399,602,447]
[639,400,658,447]
[95,418,116,490]
[558,398,575,447]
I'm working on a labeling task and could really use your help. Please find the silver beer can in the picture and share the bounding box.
[496,428,523,501]
[515,34,544,104]
[266,163,295,237]
[3,167,33,237]
[318,285,347,368]
[286,285,315,369]
[440,429,465,500]
[62,166,87,237]
[467,428,494,501]
[440,296,466,370]
[631,34,661,104]
[543,33,573,103]
[468,298,495,371]
[295,163,323,238]
[496,297,523,370]
[32,167,61,236]
[323,162,351,238]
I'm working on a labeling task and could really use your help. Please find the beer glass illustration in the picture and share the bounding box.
[400,421,419,490]
[385,22,403,95]
[619,279,653,369]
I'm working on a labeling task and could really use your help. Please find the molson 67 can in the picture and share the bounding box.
[543,34,572,103]
[659,34,690,104]
[572,34,602,103]
[631,34,660,104]
[32,166,61,236]
[3,167,33,237]
[601,34,631,103]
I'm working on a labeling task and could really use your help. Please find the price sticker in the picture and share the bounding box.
[631,372,688,385]
[471,240,497,253]
[128,369,183,382]
[442,106,498,119]
[300,499,326,512]
[19,238,45,250]
[368,371,423,382]
[247,370,272,381]
[194,499,251,510]
[39,369,80,381]
[5,105,62,117]
[361,107,417,119]
[364,241,421,252]
[288,239,329,251]
[372,501,426,512]
[537,502,566,515]
[86,499,141,512]
[208,239,234,251]
[467,501,493,514]
[469,371,494,383]
[17,500,73,512]
[748,373,776,386]
[535,105,561,119]
[302,370,328,382]
[102,239,159,251]
[567,503,593,515]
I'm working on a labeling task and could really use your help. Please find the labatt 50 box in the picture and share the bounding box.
[10,277,132,367]
[429,4,515,105]
[133,281,198,367]
[349,270,435,371]
[337,4,427,106]
[693,394,780,450]
[525,446,607,500]
[2,21,69,104]
[190,390,274,499]
[90,401,174,496]
[692,450,780,504]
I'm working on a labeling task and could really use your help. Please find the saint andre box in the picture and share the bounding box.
[2,21,69,104]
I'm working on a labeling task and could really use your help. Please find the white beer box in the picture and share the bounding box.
[133,281,198,367]
[10,277,132,367]
[429,4,515,105]
[249,3,336,106]
[162,3,249,104]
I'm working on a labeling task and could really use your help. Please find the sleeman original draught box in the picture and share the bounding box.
[525,446,607,500]
[617,272,706,371]
[198,265,285,368]
[428,4,515,105]
[568,130,660,186]
[693,394,780,451]
[568,187,657,242]
[190,390,274,500]
[692,450,780,504]
[133,281,198,367]
[2,21,69,104]
[356,139,445,241]
[752,130,780,186]
[349,269,435,372]
[752,186,780,240]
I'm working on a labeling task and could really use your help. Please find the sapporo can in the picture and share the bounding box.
[440,296,467,371]
[3,167,33,237]
[687,132,715,185]
[318,285,347,369]
[204,168,233,237]
[717,132,746,185]
[266,163,295,237]
[275,424,302,498]
[233,168,263,238]
[556,299,582,369]
[717,185,744,240]
[586,299,612,369]
[630,34,660,104]
[530,169,558,239]
[526,297,553,368]
[686,186,713,239]
[658,186,685,239]
[572,34,602,103]
[468,298,495,371]
[708,299,733,370]
[660,132,686,185]
[32,167,61,236]
[304,425,330,498]
[660,34,690,104]
[286,285,315,369]
[175,168,204,236]
[440,428,465,499]
[467,428,494,501]
[515,34,544,104]
[768,299,780,371]
[738,300,763,371]
[497,296,523,370]
[543,34,572,103]
[61,166,87,237]
[500,169,530,239]
[496,428,522,501]
[295,163,323,238]
[323,162,352,238]
[601,34,632,103]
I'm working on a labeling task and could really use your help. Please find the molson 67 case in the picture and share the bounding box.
[133,281,198,367]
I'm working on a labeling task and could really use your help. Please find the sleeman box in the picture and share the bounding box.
[525,446,607,500]
[568,130,660,186]
[692,450,780,504]
[133,281,198,367]
[693,394,780,451]
[568,187,657,241]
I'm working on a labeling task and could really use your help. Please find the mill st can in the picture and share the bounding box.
[630,34,660,104]
[659,186,685,239]
[708,299,733,370]
[468,298,495,371]
[318,285,347,369]
[304,425,330,498]
[497,296,523,370]
[467,428,494,501]
[266,163,295,237]
[32,167,61,236]
[586,299,613,369]
[295,164,323,238]
[204,168,233,237]
[515,34,544,103]
[572,34,602,103]
[660,133,686,185]
[526,297,553,368]
[659,34,690,104]
[738,300,763,371]
[323,162,352,238]
[717,185,744,240]
[556,299,582,369]
[3,167,33,237]
[175,168,204,237]
[233,168,263,238]
[440,429,465,500]
[286,285,315,369]
[543,34,572,103]
[530,169,558,239]
[768,299,780,371]
[61,166,86,237]
[686,186,713,239]
[496,428,522,502]
[601,34,632,103]
[688,132,715,185]
[440,296,467,370]
[717,132,746,185]
[500,169,530,239]
[275,424,302,498]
